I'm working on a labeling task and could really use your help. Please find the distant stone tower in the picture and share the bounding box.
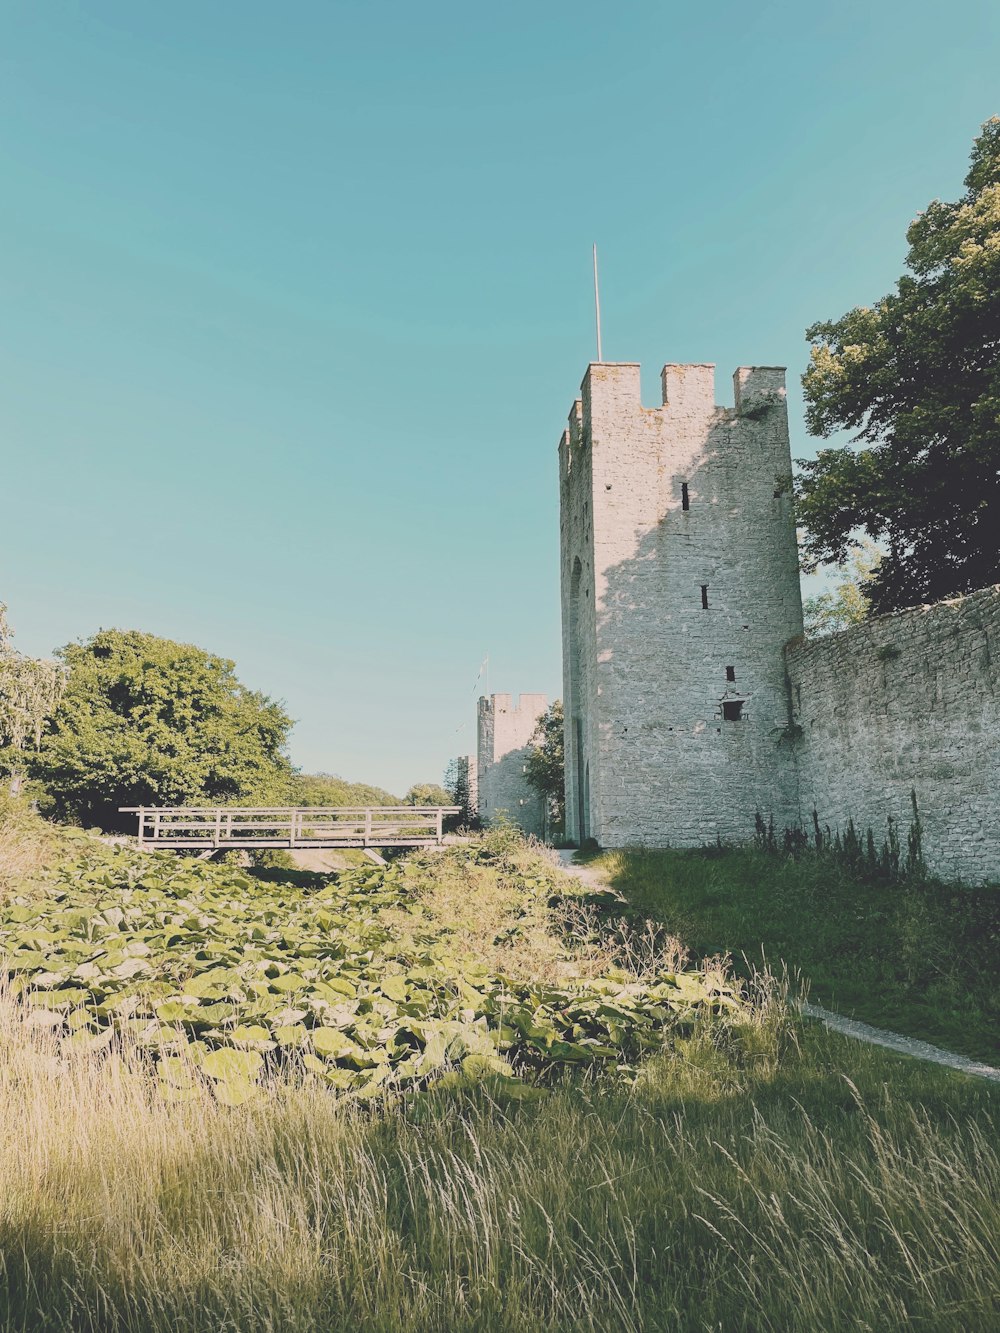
[476,692,548,837]
[559,361,803,846]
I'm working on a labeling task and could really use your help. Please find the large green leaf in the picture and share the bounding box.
[201,1048,263,1082]
[380,974,408,1002]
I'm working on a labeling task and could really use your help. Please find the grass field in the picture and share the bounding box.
[1,990,997,1332]
[587,845,1000,1063]
[1,805,998,1331]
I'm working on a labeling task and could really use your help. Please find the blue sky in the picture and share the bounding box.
[2,1,998,794]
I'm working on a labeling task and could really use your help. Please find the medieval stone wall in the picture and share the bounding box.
[559,361,803,847]
[785,585,1000,884]
[476,692,548,837]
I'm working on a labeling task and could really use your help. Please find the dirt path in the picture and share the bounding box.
[554,848,613,890]
[553,850,1000,1084]
[800,1002,1000,1082]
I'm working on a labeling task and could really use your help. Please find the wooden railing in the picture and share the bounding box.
[119,806,460,850]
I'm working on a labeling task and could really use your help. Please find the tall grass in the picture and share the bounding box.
[0,795,88,900]
[1,983,997,1332]
[592,845,1000,1062]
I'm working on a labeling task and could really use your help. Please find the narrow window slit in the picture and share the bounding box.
[700,585,709,609]
[681,483,690,511]
[726,665,736,682]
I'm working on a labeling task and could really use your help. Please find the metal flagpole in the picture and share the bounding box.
[593,243,603,363]
[473,654,490,696]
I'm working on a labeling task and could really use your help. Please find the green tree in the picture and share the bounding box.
[797,118,1000,614]
[288,773,399,807]
[0,604,67,794]
[403,782,452,807]
[32,629,293,829]
[524,701,564,833]
[443,757,477,825]
[802,540,882,637]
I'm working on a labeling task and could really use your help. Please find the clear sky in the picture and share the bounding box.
[2,0,998,795]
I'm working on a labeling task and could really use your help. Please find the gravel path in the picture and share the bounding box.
[799,1002,1000,1082]
[554,850,1000,1084]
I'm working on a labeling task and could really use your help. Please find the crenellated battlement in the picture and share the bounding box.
[733,366,787,416]
[661,363,717,415]
[559,364,789,485]
[477,692,548,726]
[567,361,787,419]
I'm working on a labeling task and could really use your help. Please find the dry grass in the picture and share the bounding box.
[0,820,48,892]
[389,830,688,984]
[0,983,998,1332]
[0,795,85,901]
[381,835,586,981]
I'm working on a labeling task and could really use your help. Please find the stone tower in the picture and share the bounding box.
[476,692,548,837]
[559,361,803,847]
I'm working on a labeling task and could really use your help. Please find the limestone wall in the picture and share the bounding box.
[476,692,548,837]
[559,360,802,847]
[786,585,1000,884]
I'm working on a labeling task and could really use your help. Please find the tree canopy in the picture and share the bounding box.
[524,701,565,832]
[802,541,881,637]
[404,782,452,807]
[288,773,399,807]
[32,629,293,829]
[797,118,1000,614]
[443,757,477,825]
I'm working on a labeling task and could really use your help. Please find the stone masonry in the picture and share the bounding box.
[785,585,1000,884]
[476,692,548,837]
[559,361,803,846]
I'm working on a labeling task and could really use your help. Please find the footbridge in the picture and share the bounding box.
[120,806,460,851]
